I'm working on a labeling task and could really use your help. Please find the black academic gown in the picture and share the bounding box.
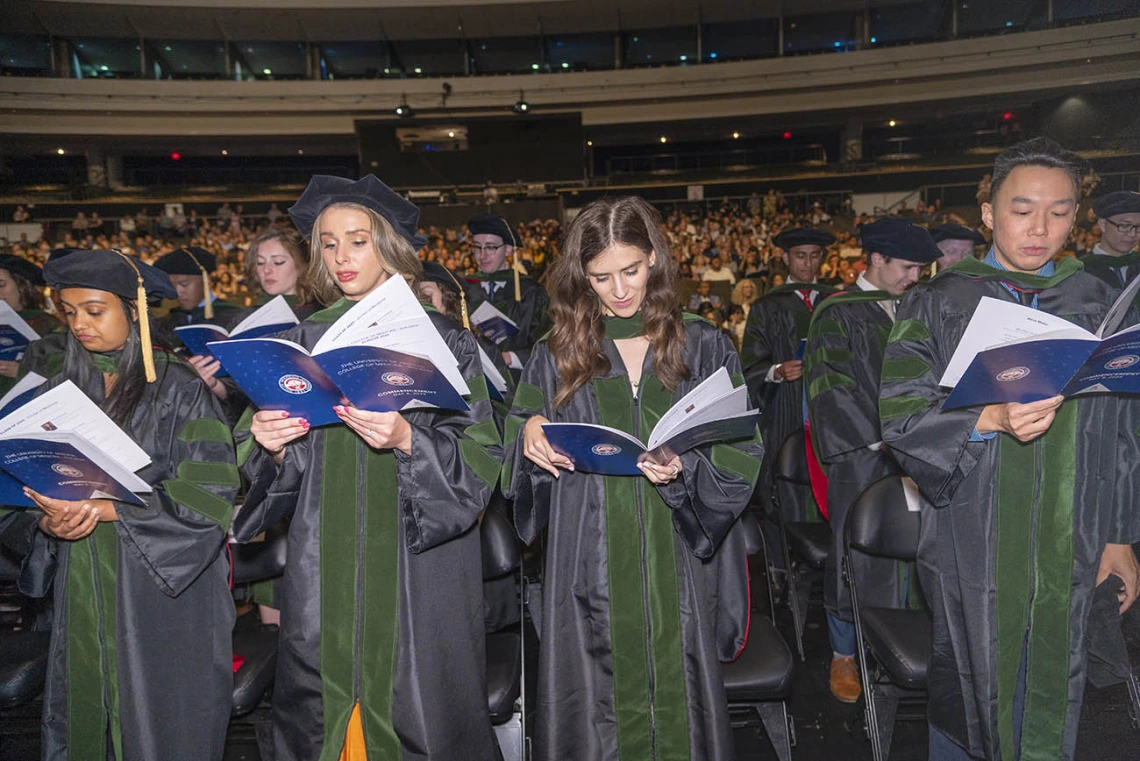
[232,301,502,761]
[20,308,62,339]
[804,292,915,622]
[740,283,835,525]
[464,271,551,367]
[502,315,763,761]
[155,298,244,350]
[1,352,238,761]
[878,257,1140,760]
[1079,250,1140,295]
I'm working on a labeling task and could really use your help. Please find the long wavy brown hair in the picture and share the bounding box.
[549,196,687,408]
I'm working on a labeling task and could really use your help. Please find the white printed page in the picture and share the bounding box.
[0,372,45,410]
[477,345,509,395]
[230,295,300,335]
[0,301,40,341]
[939,297,1092,388]
[471,300,519,329]
[0,381,151,473]
[312,276,470,396]
[646,368,742,450]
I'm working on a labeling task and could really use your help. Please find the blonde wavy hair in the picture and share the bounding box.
[307,202,424,304]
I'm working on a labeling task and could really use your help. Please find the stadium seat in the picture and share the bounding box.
[722,511,796,761]
[845,475,931,761]
[481,505,526,760]
[230,527,287,719]
[771,430,832,660]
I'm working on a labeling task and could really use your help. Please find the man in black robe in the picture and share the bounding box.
[805,217,939,703]
[931,223,987,272]
[153,246,243,336]
[878,138,1140,760]
[1081,190,1140,292]
[463,214,550,375]
[741,227,835,560]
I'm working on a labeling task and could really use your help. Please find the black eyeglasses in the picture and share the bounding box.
[471,243,506,254]
[1106,218,1140,236]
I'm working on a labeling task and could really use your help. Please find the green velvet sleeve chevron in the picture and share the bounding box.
[878,284,992,508]
[805,307,884,465]
[113,375,239,598]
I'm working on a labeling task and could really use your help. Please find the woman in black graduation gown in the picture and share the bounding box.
[0,254,60,384]
[191,225,322,406]
[502,196,764,761]
[3,250,238,761]
[233,174,502,761]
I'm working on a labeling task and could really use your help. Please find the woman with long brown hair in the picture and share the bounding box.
[502,195,763,761]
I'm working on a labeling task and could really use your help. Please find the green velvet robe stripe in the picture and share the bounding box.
[503,319,762,761]
[878,261,1138,761]
[740,283,834,526]
[18,355,237,761]
[233,307,501,761]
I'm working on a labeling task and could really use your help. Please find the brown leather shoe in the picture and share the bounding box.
[830,656,862,703]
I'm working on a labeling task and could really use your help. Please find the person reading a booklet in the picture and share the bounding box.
[878,138,1140,761]
[194,227,322,423]
[463,213,551,373]
[234,174,502,761]
[503,196,763,761]
[154,246,243,338]
[0,249,239,761]
[0,255,59,381]
[803,217,939,704]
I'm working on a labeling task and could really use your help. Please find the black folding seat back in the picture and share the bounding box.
[231,522,288,587]
[774,429,810,485]
[481,507,521,581]
[846,476,920,562]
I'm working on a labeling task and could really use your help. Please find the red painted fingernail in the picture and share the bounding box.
[281,411,289,418]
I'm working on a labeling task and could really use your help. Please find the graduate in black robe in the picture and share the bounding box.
[0,255,61,395]
[740,228,835,553]
[1080,190,1140,294]
[193,227,323,427]
[463,214,551,373]
[0,249,237,761]
[804,218,938,703]
[878,140,1140,761]
[232,175,502,761]
[153,246,244,338]
[503,197,761,761]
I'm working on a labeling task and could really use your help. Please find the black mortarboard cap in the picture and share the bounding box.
[467,214,518,247]
[1093,191,1140,219]
[154,247,217,276]
[288,174,429,249]
[930,223,987,245]
[421,261,463,297]
[772,227,836,252]
[45,249,177,302]
[44,250,176,382]
[860,218,941,264]
[0,255,44,287]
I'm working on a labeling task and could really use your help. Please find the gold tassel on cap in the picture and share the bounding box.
[443,268,471,330]
[499,216,522,303]
[184,249,214,320]
[114,252,157,383]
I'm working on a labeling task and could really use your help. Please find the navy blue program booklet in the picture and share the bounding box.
[541,368,760,476]
[942,276,1140,409]
[0,435,146,506]
[208,276,473,427]
[174,295,300,376]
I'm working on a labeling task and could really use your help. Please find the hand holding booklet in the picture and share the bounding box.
[0,301,41,362]
[208,275,471,427]
[941,275,1140,409]
[174,295,300,375]
[0,380,152,508]
[542,368,760,476]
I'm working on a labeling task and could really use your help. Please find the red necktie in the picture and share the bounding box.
[798,289,814,311]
